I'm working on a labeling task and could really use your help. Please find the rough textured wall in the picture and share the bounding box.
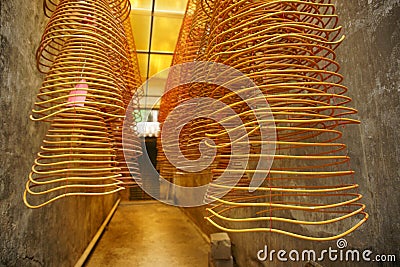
[182,1,400,266]
[0,1,118,266]
[177,171,219,237]
[333,0,400,261]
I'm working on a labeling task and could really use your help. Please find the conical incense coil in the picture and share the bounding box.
[44,0,132,28]
[170,0,207,65]
[120,14,143,123]
[41,0,137,118]
[31,36,126,121]
[23,109,124,208]
[107,0,141,100]
[107,0,131,22]
[109,119,142,187]
[157,0,215,177]
[157,0,196,178]
[170,0,368,240]
[122,17,142,91]
[43,0,59,17]
[114,11,143,187]
[24,0,142,208]
[37,0,130,73]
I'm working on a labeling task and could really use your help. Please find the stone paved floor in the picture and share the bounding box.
[85,201,209,267]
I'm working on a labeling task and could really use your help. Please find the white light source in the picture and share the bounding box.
[137,121,160,137]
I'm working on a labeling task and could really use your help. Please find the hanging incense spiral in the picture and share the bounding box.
[157,0,367,240]
[24,0,142,208]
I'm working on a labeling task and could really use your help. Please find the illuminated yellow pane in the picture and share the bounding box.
[130,14,150,51]
[137,53,149,80]
[152,16,183,52]
[155,0,188,12]
[129,0,152,10]
[149,54,173,77]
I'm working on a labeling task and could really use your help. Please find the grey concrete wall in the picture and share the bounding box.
[0,1,118,266]
[182,1,400,266]
[333,0,400,262]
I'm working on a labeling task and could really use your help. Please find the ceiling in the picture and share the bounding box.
[129,0,188,109]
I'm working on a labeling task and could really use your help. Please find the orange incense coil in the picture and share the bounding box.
[109,119,142,187]
[116,14,143,187]
[120,15,143,123]
[101,0,143,188]
[177,0,218,163]
[23,109,124,209]
[108,0,141,96]
[107,0,131,22]
[157,91,174,181]
[43,0,59,17]
[206,193,367,241]
[157,0,197,178]
[170,0,205,65]
[24,0,143,208]
[37,0,131,74]
[187,0,215,62]
[157,0,215,177]
[31,36,126,121]
[172,0,368,240]
[122,18,142,91]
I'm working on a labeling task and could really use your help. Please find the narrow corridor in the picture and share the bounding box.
[85,201,209,267]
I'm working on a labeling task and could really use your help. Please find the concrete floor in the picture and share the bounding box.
[85,201,210,267]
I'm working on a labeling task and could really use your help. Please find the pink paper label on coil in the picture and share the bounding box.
[67,79,88,107]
